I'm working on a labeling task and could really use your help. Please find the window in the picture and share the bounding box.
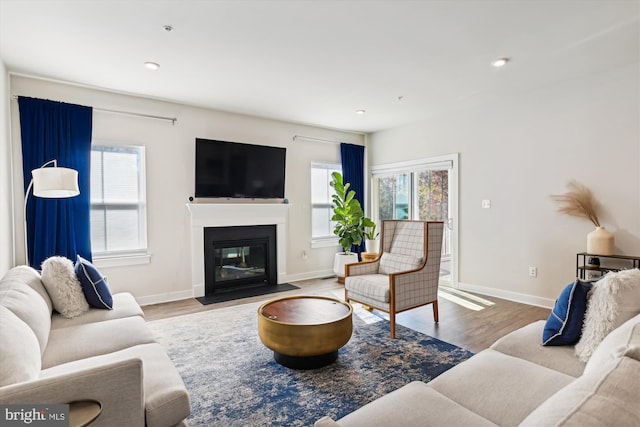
[90,144,148,261]
[377,173,411,220]
[372,154,458,284]
[311,162,341,246]
[377,169,449,223]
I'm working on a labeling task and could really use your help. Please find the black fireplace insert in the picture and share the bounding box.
[204,225,277,295]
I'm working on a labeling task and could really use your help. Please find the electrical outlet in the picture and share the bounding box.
[481,199,491,209]
[529,267,537,278]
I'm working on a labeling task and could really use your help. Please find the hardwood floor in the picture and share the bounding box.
[142,278,550,353]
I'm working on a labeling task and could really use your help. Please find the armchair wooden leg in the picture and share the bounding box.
[432,300,439,323]
[390,310,396,339]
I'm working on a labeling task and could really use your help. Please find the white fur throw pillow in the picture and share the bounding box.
[41,256,90,319]
[575,268,640,362]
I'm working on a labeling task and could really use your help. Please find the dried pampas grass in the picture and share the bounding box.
[551,181,600,227]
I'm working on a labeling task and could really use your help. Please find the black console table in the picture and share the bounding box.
[576,252,640,280]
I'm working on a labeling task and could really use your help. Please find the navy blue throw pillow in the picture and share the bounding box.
[542,279,592,346]
[75,255,113,309]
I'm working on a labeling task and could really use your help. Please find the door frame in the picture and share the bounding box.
[370,153,459,287]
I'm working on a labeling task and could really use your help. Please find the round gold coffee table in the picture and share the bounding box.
[258,295,353,369]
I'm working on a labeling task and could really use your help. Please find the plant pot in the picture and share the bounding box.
[333,252,359,284]
[587,226,614,255]
[365,239,381,254]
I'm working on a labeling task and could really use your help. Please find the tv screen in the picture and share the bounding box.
[195,138,286,199]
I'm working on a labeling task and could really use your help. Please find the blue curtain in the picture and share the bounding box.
[340,143,365,258]
[19,97,93,268]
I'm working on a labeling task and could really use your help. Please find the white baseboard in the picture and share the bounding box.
[457,282,554,309]
[137,289,194,307]
[285,269,336,284]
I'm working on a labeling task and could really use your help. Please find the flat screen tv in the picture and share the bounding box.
[195,138,286,199]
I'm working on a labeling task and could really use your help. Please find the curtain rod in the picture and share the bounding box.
[11,95,177,125]
[292,135,341,144]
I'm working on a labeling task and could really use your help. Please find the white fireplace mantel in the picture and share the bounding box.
[186,203,289,297]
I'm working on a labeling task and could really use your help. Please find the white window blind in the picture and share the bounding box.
[311,162,341,243]
[90,144,147,258]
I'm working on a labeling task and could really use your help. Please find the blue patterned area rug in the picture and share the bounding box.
[148,297,474,427]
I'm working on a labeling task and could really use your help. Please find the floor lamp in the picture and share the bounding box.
[24,159,80,266]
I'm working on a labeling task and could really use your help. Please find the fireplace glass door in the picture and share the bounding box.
[204,225,277,296]
[213,240,267,290]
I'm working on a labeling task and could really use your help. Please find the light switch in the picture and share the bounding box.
[482,199,491,209]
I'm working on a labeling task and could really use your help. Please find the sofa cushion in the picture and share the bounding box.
[75,255,113,309]
[132,344,192,427]
[378,252,423,275]
[0,278,51,354]
[584,313,640,375]
[519,355,640,427]
[575,268,640,362]
[0,306,41,386]
[51,292,144,329]
[315,417,340,427]
[345,274,391,309]
[40,343,191,427]
[319,381,497,427]
[491,321,586,377]
[429,349,574,427]
[0,266,52,313]
[41,256,90,319]
[42,315,156,368]
[542,279,592,346]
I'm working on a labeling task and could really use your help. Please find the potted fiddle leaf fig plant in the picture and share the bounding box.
[330,172,374,281]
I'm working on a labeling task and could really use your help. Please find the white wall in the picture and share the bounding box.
[9,75,363,301]
[0,60,13,276]
[369,64,640,304]
[9,65,638,306]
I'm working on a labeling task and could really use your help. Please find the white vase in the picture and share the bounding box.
[333,252,359,283]
[587,226,614,255]
[365,239,381,254]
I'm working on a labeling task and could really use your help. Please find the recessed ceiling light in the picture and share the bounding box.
[355,109,366,115]
[491,57,510,68]
[144,62,160,70]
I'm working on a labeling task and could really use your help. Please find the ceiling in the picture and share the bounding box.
[1,0,638,133]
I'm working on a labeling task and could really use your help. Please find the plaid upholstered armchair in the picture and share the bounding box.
[344,220,444,338]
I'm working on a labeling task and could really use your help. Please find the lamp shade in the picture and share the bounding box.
[31,167,79,198]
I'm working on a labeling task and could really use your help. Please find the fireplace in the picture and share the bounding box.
[204,225,277,295]
[187,203,288,298]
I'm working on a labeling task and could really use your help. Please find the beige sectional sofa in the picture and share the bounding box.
[316,312,640,427]
[0,266,190,427]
